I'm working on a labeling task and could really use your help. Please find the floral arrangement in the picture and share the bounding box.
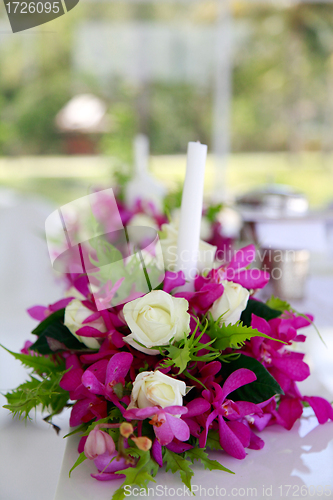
[2,239,333,499]
[2,136,332,499]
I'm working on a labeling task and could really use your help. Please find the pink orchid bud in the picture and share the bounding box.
[132,436,152,451]
[120,422,134,438]
[84,427,116,460]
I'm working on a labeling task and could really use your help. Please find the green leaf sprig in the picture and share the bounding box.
[158,320,221,374]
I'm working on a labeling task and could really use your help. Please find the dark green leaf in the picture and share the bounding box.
[240,299,281,327]
[221,354,284,404]
[30,322,85,354]
[31,308,65,336]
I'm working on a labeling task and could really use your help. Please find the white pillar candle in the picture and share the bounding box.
[176,141,208,286]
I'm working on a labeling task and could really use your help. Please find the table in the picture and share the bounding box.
[54,410,333,500]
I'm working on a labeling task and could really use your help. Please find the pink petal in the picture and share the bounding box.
[220,369,257,402]
[165,414,190,442]
[106,352,133,385]
[272,357,310,381]
[226,268,270,289]
[91,473,126,481]
[182,417,201,437]
[277,397,303,430]
[154,419,174,446]
[199,361,221,379]
[27,306,48,321]
[124,407,159,420]
[251,315,271,336]
[199,409,218,448]
[292,314,314,329]
[194,283,224,311]
[152,439,163,467]
[99,310,113,330]
[78,436,87,453]
[111,331,125,348]
[49,298,74,311]
[232,401,262,418]
[248,432,265,450]
[252,413,272,432]
[185,398,211,418]
[73,276,90,297]
[166,439,193,453]
[194,274,210,291]
[226,420,251,447]
[79,350,117,365]
[163,271,186,294]
[70,399,92,427]
[65,354,81,370]
[269,367,292,394]
[81,300,97,312]
[218,416,247,459]
[227,244,256,271]
[303,396,333,424]
[76,326,106,338]
[86,359,108,383]
[83,312,102,323]
[164,406,188,416]
[59,368,83,391]
[82,371,105,394]
[94,452,129,474]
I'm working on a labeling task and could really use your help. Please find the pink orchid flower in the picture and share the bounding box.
[60,355,109,426]
[124,406,190,446]
[199,368,263,459]
[82,352,133,412]
[84,424,117,460]
[175,245,269,313]
[247,315,311,388]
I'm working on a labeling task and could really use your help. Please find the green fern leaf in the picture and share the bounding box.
[3,371,68,419]
[185,448,234,474]
[209,321,284,351]
[163,448,194,490]
[112,449,156,500]
[0,344,65,374]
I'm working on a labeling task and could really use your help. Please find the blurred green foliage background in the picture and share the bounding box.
[0,1,333,208]
[1,2,333,158]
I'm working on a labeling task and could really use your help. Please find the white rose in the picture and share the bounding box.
[64,299,107,349]
[64,286,86,301]
[129,370,186,409]
[210,280,249,326]
[123,290,190,355]
[127,213,158,230]
[160,220,216,273]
